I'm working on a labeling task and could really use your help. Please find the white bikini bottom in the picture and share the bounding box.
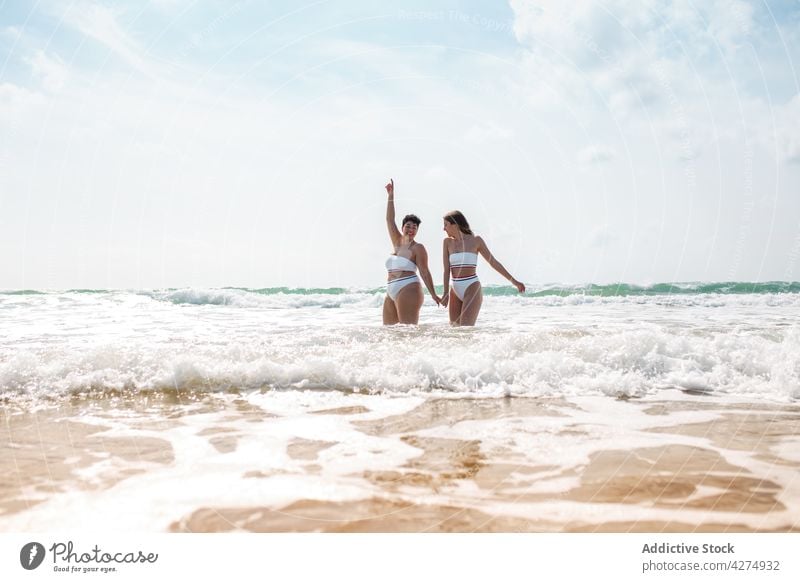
[451,275,480,301]
[387,275,420,301]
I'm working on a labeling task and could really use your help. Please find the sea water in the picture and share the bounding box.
[1,283,798,403]
[2,284,799,532]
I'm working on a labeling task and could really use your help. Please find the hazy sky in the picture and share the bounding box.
[1,0,799,289]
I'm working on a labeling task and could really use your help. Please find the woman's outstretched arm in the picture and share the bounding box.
[476,236,526,293]
[385,179,401,247]
[415,245,441,306]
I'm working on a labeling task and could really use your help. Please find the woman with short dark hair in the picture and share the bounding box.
[382,179,440,324]
[441,210,525,326]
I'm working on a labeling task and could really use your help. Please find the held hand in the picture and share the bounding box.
[432,294,442,307]
[385,178,394,196]
[440,293,449,307]
[512,279,526,294]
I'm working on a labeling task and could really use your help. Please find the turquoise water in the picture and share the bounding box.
[2,281,799,297]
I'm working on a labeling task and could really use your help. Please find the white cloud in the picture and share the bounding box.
[510,0,699,72]
[464,122,513,144]
[0,82,47,122]
[424,166,452,181]
[1,26,22,41]
[26,51,69,92]
[510,1,681,115]
[150,0,191,8]
[509,1,760,111]
[587,223,618,248]
[577,144,616,165]
[61,2,156,78]
[777,93,800,164]
[509,0,798,165]
[708,0,755,54]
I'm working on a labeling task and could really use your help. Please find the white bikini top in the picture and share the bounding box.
[449,252,478,269]
[386,254,417,273]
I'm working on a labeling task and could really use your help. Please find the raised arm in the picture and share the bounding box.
[476,236,526,293]
[385,179,401,247]
[414,245,441,306]
[440,238,451,307]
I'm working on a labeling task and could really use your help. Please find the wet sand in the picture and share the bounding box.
[1,393,799,532]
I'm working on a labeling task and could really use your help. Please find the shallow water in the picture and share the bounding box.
[2,391,798,532]
[1,286,799,402]
[2,285,798,531]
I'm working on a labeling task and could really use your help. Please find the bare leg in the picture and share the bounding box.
[382,295,399,325]
[448,289,463,326]
[395,282,423,324]
[458,281,483,326]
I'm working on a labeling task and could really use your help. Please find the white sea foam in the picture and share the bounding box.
[1,290,798,402]
[2,393,796,533]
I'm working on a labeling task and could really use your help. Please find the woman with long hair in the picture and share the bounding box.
[382,179,440,324]
[441,210,525,326]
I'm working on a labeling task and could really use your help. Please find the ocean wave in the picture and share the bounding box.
[4,283,799,309]
[2,325,798,402]
[511,281,800,297]
[138,288,382,309]
[3,281,800,300]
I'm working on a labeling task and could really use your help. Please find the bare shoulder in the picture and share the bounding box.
[474,235,486,250]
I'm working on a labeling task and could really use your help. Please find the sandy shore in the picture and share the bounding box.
[2,393,798,532]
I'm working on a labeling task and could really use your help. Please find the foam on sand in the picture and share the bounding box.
[1,392,797,532]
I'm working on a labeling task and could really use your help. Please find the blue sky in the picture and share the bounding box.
[1,0,799,289]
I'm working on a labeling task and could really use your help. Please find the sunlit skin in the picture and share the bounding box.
[441,215,525,326]
[382,179,441,325]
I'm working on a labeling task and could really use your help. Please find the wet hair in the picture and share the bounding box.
[402,214,421,227]
[443,210,473,235]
